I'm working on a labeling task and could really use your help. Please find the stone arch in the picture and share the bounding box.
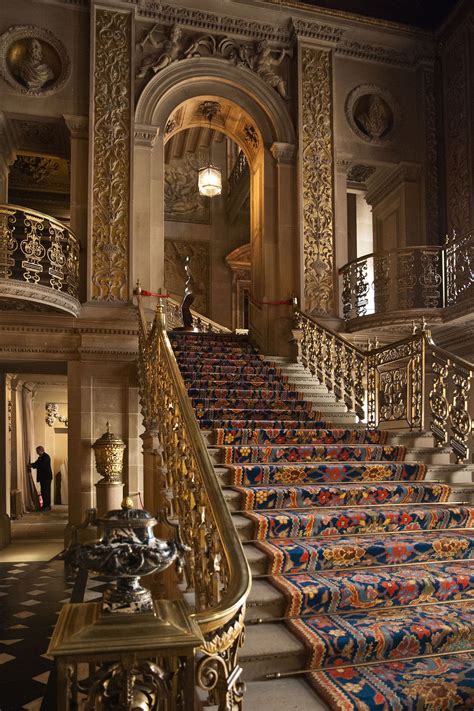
[133,58,297,353]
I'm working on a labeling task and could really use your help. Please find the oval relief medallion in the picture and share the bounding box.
[345,84,399,145]
[0,25,70,96]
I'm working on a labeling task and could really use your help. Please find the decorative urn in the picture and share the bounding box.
[92,422,126,483]
[70,500,183,614]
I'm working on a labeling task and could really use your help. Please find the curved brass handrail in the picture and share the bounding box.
[1,203,80,238]
[159,317,251,630]
[166,296,232,333]
[136,296,250,706]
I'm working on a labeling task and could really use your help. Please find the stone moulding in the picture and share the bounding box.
[90,8,132,302]
[301,45,335,316]
[0,279,80,317]
[0,24,71,96]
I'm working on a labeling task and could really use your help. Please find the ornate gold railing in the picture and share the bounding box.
[0,204,80,316]
[339,231,473,322]
[136,295,250,709]
[295,310,473,463]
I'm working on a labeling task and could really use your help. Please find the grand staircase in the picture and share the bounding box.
[170,331,474,710]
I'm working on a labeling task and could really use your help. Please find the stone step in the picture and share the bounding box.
[244,678,328,710]
[246,579,286,621]
[240,622,306,681]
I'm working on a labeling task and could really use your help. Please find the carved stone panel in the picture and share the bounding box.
[301,46,335,315]
[164,239,209,314]
[164,155,210,224]
[91,9,132,301]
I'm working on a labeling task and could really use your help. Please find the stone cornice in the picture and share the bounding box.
[289,18,344,45]
[270,142,296,163]
[134,1,291,43]
[365,162,421,207]
[63,114,89,139]
[134,124,159,147]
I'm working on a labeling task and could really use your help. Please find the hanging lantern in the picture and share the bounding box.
[198,164,222,197]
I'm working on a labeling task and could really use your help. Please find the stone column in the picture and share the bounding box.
[64,115,89,302]
[0,374,11,548]
[334,160,350,319]
[133,126,162,293]
[89,4,133,302]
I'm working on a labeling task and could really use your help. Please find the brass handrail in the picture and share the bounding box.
[295,308,473,462]
[136,296,250,708]
[338,244,442,273]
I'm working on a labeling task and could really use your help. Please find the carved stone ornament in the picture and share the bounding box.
[345,84,399,145]
[0,25,70,96]
[136,23,292,98]
[91,9,132,301]
[301,46,335,316]
[45,402,68,428]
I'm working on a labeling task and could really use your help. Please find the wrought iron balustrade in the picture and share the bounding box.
[136,295,250,710]
[295,310,473,463]
[339,231,473,322]
[0,204,80,316]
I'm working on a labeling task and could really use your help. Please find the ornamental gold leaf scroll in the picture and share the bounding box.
[301,46,335,315]
[91,9,131,301]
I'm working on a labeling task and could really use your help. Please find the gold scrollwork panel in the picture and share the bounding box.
[300,46,335,316]
[91,8,132,301]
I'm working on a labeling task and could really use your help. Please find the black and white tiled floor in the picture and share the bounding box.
[0,560,107,710]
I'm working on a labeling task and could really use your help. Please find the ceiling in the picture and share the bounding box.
[296,0,461,30]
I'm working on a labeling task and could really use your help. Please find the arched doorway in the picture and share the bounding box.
[134,58,297,354]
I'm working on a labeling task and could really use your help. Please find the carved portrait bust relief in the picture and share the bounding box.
[345,84,399,145]
[0,25,70,96]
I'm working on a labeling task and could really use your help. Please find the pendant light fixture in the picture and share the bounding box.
[198,101,222,198]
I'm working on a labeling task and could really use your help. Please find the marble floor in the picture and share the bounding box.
[0,511,106,710]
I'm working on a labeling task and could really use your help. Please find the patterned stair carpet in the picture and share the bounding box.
[171,332,474,710]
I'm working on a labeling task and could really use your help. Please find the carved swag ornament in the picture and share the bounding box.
[136,23,292,98]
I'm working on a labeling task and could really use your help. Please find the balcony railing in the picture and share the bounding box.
[0,204,80,316]
[339,231,473,322]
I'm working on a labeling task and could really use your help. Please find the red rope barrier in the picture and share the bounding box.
[135,289,171,298]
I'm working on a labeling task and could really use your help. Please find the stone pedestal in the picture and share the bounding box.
[95,480,124,517]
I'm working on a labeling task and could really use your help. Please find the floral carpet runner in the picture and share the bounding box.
[171,332,474,710]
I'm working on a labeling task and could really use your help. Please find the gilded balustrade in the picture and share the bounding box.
[339,233,473,322]
[136,296,250,710]
[295,311,473,463]
[0,204,80,315]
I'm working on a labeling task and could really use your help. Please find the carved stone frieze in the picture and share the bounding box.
[136,23,292,98]
[91,9,132,301]
[336,40,413,67]
[443,33,471,235]
[301,46,335,316]
[0,25,70,96]
[289,18,344,44]
[422,68,438,243]
[134,2,290,43]
[347,164,376,185]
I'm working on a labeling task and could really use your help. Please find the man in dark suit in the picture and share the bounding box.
[29,446,53,511]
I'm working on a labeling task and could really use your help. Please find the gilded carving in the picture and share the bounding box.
[443,37,471,234]
[301,46,335,315]
[164,239,209,314]
[91,9,132,301]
